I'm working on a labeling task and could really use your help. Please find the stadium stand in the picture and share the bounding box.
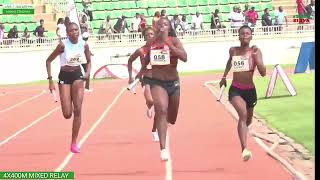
[0,0,315,48]
[75,0,276,34]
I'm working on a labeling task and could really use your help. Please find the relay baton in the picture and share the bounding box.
[217,85,225,101]
[52,89,58,102]
[131,86,137,94]
[127,79,140,92]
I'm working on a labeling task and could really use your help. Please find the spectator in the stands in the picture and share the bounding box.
[152,11,161,28]
[191,11,204,30]
[56,18,67,39]
[139,13,147,32]
[80,15,89,34]
[103,15,117,34]
[113,16,130,33]
[97,24,105,40]
[229,6,244,34]
[161,9,167,18]
[171,15,180,31]
[21,27,32,45]
[34,19,45,38]
[247,6,258,28]
[243,4,250,25]
[0,24,4,45]
[305,0,315,20]
[82,0,93,21]
[237,6,245,26]
[131,13,141,33]
[8,25,18,39]
[180,15,189,31]
[274,6,288,32]
[34,19,46,44]
[22,27,30,39]
[296,0,306,30]
[296,0,306,16]
[262,8,272,32]
[211,9,226,29]
[64,16,71,26]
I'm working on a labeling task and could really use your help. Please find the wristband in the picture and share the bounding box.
[47,76,52,80]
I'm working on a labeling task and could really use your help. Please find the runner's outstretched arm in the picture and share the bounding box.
[127,48,142,83]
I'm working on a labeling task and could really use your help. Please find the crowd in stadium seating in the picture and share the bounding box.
[78,1,315,36]
[0,18,48,45]
[0,0,315,45]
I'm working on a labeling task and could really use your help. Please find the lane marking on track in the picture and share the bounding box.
[0,88,44,97]
[0,106,61,147]
[0,90,46,113]
[55,87,126,172]
[165,131,173,180]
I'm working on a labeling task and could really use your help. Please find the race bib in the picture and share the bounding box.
[66,53,82,66]
[150,49,170,65]
[231,56,250,72]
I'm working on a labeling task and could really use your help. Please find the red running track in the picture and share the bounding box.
[0,76,292,180]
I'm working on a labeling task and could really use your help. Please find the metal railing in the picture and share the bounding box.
[0,24,314,51]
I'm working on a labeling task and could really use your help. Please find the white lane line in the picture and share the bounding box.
[0,106,61,147]
[0,90,46,113]
[165,131,173,180]
[55,87,126,172]
[0,88,44,97]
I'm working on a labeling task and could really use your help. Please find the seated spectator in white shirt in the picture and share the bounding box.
[131,13,141,32]
[191,12,204,30]
[176,15,189,32]
[229,6,244,29]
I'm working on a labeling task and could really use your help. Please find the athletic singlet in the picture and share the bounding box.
[60,38,86,67]
[148,36,178,66]
[231,48,256,72]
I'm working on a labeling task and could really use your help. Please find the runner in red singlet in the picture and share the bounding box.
[136,17,187,161]
[127,27,159,142]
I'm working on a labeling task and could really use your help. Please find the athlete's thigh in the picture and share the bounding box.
[58,84,72,115]
[151,85,169,112]
[230,96,248,118]
[71,80,84,110]
[167,95,180,124]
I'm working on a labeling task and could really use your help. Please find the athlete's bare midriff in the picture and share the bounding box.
[231,47,255,86]
[152,62,178,81]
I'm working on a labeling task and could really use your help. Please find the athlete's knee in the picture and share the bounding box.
[63,112,72,119]
[238,111,248,121]
[146,99,153,107]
